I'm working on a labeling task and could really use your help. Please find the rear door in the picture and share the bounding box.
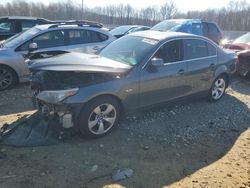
[183,38,217,93]
[139,39,191,107]
[65,29,109,54]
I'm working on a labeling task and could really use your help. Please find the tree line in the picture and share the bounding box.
[0,0,249,31]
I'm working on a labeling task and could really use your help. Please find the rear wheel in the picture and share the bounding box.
[79,96,120,138]
[0,65,17,91]
[208,75,227,102]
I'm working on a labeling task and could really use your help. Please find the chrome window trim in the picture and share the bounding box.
[142,37,218,69]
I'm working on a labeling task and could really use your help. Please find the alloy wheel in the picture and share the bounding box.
[211,78,226,100]
[88,103,117,135]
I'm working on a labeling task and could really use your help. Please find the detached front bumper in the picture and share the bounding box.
[39,103,75,129]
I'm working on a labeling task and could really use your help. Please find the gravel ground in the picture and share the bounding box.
[0,76,249,188]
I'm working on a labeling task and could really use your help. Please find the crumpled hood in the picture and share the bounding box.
[29,52,132,73]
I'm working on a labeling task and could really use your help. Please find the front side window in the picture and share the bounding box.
[154,40,183,63]
[184,39,214,60]
[17,30,64,51]
[32,30,64,49]
[0,21,14,33]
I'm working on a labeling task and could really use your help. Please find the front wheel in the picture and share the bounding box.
[208,75,228,102]
[79,96,120,138]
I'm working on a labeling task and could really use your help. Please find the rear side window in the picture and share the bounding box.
[68,29,108,45]
[0,21,14,33]
[207,42,217,56]
[21,21,35,31]
[155,40,183,63]
[184,39,208,60]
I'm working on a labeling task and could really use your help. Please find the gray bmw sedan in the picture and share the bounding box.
[29,31,237,138]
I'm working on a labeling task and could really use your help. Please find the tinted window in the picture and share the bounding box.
[68,29,107,45]
[21,21,35,31]
[155,40,182,63]
[0,21,14,33]
[184,39,208,60]
[208,23,219,35]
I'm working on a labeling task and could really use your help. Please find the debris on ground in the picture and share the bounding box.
[112,168,134,181]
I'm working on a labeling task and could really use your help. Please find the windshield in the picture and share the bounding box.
[4,27,40,48]
[233,33,250,44]
[151,20,186,32]
[100,36,158,66]
[110,26,136,36]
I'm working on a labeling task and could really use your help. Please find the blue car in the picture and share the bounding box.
[151,19,223,44]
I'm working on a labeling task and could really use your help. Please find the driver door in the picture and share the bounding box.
[139,39,190,107]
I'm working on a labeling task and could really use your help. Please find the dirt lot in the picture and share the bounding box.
[0,76,250,188]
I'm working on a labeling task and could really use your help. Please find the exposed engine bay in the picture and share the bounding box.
[31,70,119,91]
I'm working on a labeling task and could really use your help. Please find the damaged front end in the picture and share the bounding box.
[29,52,131,131]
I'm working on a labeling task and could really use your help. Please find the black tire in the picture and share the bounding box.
[79,96,120,138]
[208,75,228,102]
[0,65,17,91]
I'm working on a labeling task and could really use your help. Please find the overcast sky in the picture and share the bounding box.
[1,0,250,12]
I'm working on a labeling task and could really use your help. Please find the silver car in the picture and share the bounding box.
[0,23,116,90]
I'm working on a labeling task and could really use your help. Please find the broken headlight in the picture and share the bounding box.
[37,88,79,104]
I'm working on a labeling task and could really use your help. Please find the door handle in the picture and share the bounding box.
[177,69,185,75]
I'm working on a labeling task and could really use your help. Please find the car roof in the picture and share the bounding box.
[129,30,198,41]
[0,16,44,20]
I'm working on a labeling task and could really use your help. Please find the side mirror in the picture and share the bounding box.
[151,58,164,67]
[28,43,38,52]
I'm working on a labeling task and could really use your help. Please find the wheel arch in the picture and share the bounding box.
[82,94,124,115]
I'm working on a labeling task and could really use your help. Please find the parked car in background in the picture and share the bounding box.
[151,19,223,44]
[0,16,56,41]
[110,25,150,38]
[223,32,250,77]
[0,22,116,91]
[29,31,236,138]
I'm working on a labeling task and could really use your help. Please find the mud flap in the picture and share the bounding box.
[0,112,61,147]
